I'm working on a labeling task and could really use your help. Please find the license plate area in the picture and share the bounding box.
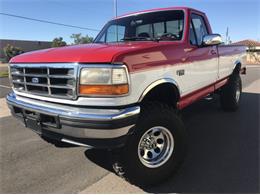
[25,117,42,134]
[12,106,60,131]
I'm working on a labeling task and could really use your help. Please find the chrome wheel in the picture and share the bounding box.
[235,85,241,102]
[138,126,174,168]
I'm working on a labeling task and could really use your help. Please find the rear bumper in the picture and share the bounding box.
[6,92,140,148]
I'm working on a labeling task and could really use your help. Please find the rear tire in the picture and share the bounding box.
[111,102,187,186]
[220,73,242,111]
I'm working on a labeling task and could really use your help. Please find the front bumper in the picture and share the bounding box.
[6,92,140,148]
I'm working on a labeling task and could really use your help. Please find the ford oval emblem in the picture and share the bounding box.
[32,77,39,83]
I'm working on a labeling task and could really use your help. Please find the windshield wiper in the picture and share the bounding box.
[121,35,179,42]
[153,33,179,42]
[121,36,152,41]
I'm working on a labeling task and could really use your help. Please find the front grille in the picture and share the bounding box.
[10,64,78,99]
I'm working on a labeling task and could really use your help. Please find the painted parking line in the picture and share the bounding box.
[0,98,11,118]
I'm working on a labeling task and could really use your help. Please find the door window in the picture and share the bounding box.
[189,23,197,45]
[190,14,208,45]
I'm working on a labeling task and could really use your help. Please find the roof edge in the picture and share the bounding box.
[114,6,204,19]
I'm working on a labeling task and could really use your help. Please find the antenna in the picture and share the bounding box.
[114,0,118,42]
[114,0,118,18]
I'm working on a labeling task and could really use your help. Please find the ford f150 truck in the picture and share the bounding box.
[6,7,246,185]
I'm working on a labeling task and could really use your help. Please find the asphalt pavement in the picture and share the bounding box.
[0,66,259,193]
[0,77,11,98]
[0,76,109,193]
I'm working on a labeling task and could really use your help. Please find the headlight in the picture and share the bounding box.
[79,66,129,96]
[80,68,112,84]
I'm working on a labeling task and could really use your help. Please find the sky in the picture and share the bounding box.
[0,0,259,44]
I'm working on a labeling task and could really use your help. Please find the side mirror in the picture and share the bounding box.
[202,34,222,46]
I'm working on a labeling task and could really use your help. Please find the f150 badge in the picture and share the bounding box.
[176,69,185,76]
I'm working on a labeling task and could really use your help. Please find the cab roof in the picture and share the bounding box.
[115,7,205,19]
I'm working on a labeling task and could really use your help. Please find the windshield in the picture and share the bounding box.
[94,10,185,43]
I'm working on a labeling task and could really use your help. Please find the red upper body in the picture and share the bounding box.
[10,8,207,62]
[10,7,242,74]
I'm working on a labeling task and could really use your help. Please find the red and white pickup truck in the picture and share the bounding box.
[7,7,246,185]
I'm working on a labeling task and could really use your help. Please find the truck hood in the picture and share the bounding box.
[10,42,167,63]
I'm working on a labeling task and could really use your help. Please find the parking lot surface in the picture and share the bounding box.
[0,66,259,193]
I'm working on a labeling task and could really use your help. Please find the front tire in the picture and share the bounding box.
[112,102,187,186]
[220,74,242,111]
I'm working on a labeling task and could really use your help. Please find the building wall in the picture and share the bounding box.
[246,52,260,64]
[0,39,52,60]
[246,46,260,65]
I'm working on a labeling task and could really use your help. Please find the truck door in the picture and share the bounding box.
[183,13,218,95]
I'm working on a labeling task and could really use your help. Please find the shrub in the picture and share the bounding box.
[52,37,67,47]
[3,44,24,61]
[70,33,94,44]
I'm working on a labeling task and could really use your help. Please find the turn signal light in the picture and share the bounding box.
[79,84,129,96]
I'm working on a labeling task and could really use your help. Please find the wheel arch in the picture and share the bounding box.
[138,78,181,108]
[233,60,242,74]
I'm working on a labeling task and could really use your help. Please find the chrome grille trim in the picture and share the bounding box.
[9,63,79,100]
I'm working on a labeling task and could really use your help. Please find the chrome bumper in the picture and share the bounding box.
[6,92,140,147]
